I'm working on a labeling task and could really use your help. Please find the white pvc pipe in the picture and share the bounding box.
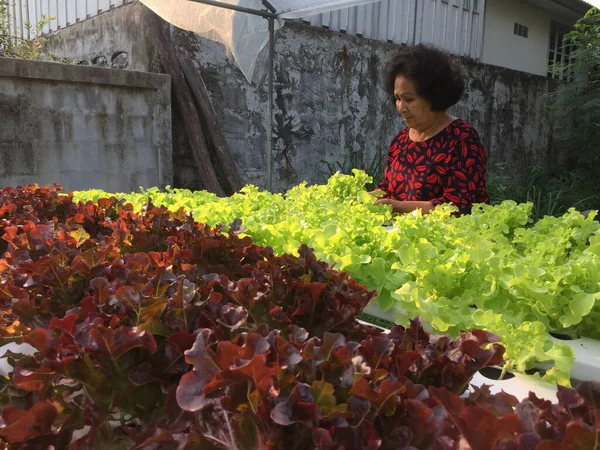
[0,342,37,377]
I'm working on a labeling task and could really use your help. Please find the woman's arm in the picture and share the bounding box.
[374,198,435,214]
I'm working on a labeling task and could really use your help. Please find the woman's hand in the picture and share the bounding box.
[368,189,386,198]
[373,198,402,211]
[374,198,435,215]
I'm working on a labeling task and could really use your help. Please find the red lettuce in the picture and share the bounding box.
[0,184,597,449]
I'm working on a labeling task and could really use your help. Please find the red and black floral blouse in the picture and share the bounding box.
[376,119,490,215]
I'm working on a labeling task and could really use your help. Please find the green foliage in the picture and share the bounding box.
[0,0,9,55]
[0,0,62,61]
[487,163,599,221]
[549,7,600,168]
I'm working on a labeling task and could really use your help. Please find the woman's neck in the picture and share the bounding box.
[409,113,456,142]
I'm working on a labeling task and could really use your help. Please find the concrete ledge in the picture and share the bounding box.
[0,57,169,90]
[0,58,173,192]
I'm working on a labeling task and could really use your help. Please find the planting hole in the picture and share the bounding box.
[549,332,574,341]
[478,367,515,380]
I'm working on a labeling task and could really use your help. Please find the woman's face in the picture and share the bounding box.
[394,76,436,130]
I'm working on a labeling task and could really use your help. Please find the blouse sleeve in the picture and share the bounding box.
[431,130,488,215]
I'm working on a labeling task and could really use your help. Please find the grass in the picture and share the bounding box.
[487,163,599,221]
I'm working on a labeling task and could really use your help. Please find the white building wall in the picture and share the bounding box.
[481,0,552,75]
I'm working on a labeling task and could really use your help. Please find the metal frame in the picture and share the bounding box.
[189,0,278,191]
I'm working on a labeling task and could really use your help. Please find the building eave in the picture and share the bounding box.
[526,0,592,24]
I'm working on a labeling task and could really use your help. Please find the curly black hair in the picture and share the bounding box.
[385,44,465,112]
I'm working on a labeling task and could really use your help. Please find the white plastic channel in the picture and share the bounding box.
[548,334,600,382]
[0,342,37,377]
[467,369,558,402]
[362,299,434,334]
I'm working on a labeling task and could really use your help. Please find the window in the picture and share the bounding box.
[547,22,574,81]
[514,23,529,38]
[463,0,470,11]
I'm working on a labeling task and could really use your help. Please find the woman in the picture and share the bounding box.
[374,44,490,215]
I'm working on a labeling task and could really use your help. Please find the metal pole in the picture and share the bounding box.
[261,0,277,13]
[185,0,278,191]
[267,16,275,192]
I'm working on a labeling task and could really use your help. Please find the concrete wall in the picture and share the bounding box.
[44,1,559,193]
[0,58,172,192]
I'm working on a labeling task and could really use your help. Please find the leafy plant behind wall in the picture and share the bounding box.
[546,7,600,211]
[549,8,600,167]
[487,163,598,221]
[0,0,63,61]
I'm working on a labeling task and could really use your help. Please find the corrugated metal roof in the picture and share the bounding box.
[304,0,485,60]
